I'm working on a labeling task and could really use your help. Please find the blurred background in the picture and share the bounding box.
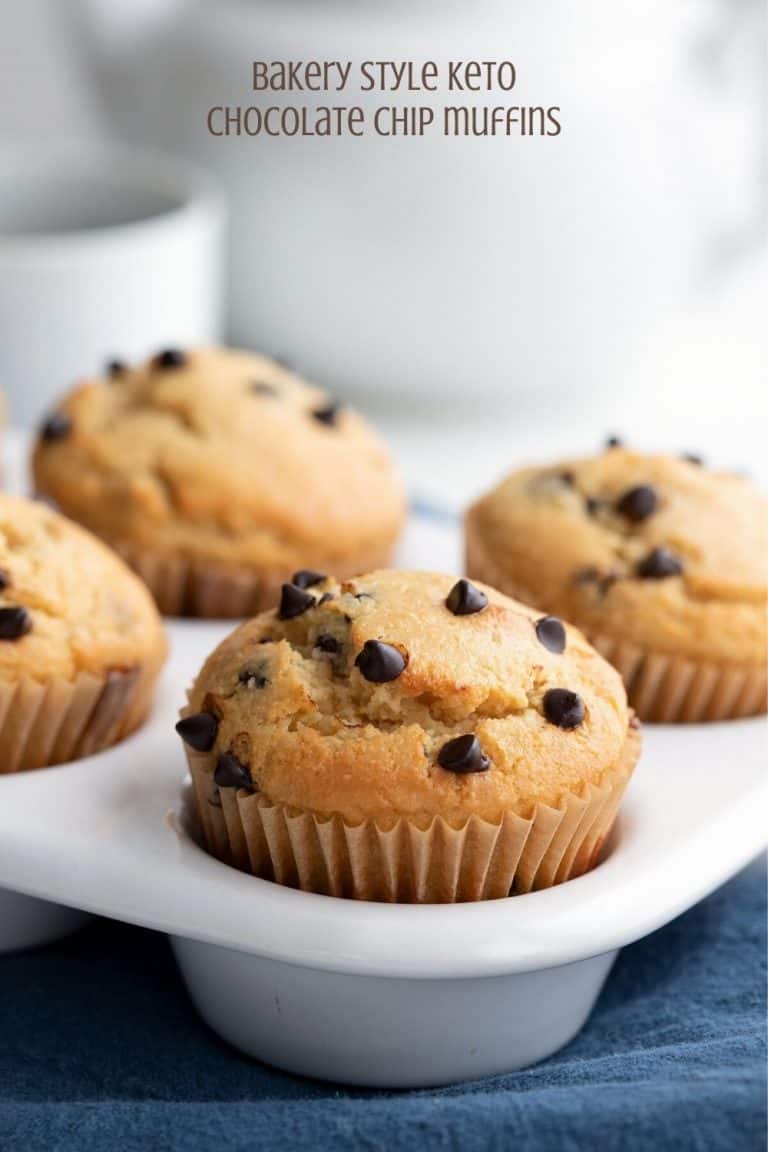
[0,0,766,506]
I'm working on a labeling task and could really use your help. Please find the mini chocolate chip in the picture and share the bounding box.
[315,634,341,654]
[636,547,684,580]
[317,592,335,606]
[107,359,128,378]
[238,669,268,690]
[355,640,407,683]
[291,570,327,589]
[0,606,31,640]
[437,734,490,774]
[559,470,575,487]
[682,453,704,467]
[312,402,340,427]
[617,484,658,522]
[535,616,567,654]
[354,592,374,601]
[175,712,218,752]
[574,566,622,596]
[605,435,623,449]
[573,566,600,585]
[258,636,274,644]
[446,579,488,617]
[600,571,622,596]
[586,497,601,516]
[0,570,9,591]
[543,688,585,729]
[278,583,315,619]
[40,412,72,442]
[250,381,278,396]
[214,753,254,792]
[154,348,186,369]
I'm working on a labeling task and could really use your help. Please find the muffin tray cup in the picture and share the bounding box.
[0,514,766,1088]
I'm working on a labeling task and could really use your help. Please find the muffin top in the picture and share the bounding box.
[179,569,637,826]
[0,493,167,682]
[466,447,768,663]
[31,347,405,571]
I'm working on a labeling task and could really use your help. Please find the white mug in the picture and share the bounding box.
[0,141,225,426]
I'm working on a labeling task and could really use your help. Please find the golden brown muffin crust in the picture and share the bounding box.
[31,348,405,574]
[0,493,167,682]
[466,450,768,664]
[184,570,635,826]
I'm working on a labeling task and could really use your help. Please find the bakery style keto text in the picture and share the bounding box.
[206,58,562,138]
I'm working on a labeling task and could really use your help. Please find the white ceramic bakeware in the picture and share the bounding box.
[0,509,765,1087]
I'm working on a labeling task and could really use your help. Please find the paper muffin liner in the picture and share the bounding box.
[587,633,767,723]
[0,665,154,774]
[183,728,640,903]
[111,544,281,619]
[113,542,396,619]
[465,527,767,724]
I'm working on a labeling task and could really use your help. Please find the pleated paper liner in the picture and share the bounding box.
[184,727,640,903]
[113,544,283,619]
[588,633,767,723]
[464,524,767,724]
[114,541,398,619]
[0,665,154,774]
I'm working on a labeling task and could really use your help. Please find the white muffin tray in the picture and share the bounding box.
[0,510,765,1088]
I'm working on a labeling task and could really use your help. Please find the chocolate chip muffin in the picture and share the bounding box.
[466,445,768,722]
[32,348,405,617]
[0,493,166,773]
[176,569,640,902]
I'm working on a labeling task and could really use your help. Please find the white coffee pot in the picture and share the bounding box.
[72,0,766,413]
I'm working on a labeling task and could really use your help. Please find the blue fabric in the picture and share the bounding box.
[0,858,764,1152]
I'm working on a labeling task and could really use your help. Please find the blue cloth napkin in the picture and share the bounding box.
[0,858,764,1152]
